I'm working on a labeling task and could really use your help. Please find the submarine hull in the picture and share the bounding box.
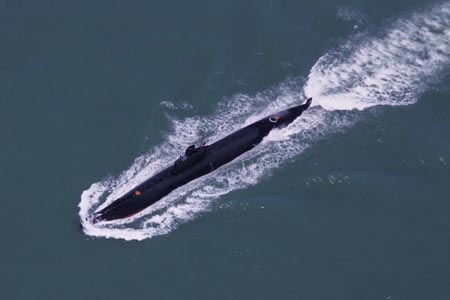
[91,98,312,223]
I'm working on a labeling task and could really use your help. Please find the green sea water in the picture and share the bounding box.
[1,0,450,299]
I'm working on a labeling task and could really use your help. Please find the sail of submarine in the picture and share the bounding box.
[90,98,312,223]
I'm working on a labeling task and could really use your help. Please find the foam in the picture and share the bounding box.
[160,100,193,110]
[305,2,450,110]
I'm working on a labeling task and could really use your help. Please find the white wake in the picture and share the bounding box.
[305,2,450,110]
[79,2,450,240]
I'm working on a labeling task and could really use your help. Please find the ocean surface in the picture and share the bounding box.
[1,0,450,299]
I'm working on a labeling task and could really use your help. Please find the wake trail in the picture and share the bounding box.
[79,2,450,240]
[305,2,450,110]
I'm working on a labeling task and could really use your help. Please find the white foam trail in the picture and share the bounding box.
[305,2,450,110]
[160,100,193,110]
[79,2,450,240]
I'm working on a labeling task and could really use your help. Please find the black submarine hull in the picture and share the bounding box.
[91,98,312,223]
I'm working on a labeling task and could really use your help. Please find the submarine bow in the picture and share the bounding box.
[91,98,312,223]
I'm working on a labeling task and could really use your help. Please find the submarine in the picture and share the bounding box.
[90,98,312,223]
